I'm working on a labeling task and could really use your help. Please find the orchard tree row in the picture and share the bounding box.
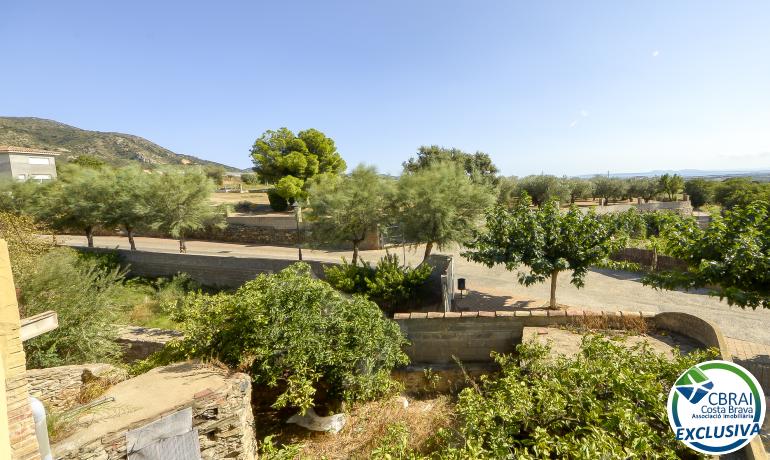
[0,164,223,253]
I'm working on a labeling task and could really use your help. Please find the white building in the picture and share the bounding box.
[0,146,59,182]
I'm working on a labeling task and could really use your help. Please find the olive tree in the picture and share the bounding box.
[464,197,623,309]
[307,165,392,264]
[592,176,627,204]
[658,173,684,201]
[396,162,494,261]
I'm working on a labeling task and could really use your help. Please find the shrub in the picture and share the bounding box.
[234,200,261,213]
[20,248,125,368]
[267,188,289,211]
[0,211,55,282]
[324,254,432,313]
[157,263,409,412]
[446,336,714,459]
[241,172,259,185]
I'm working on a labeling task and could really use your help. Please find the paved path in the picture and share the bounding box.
[60,234,770,346]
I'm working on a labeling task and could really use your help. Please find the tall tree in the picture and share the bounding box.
[396,162,494,261]
[714,178,770,209]
[683,178,715,209]
[39,166,110,247]
[307,165,392,264]
[250,127,346,186]
[104,167,151,250]
[142,169,223,253]
[464,198,623,309]
[644,201,770,309]
[403,145,500,186]
[658,173,684,201]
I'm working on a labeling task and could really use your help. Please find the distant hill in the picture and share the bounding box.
[580,169,770,181]
[0,117,241,171]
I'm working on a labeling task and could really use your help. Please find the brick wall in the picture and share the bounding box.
[0,239,40,460]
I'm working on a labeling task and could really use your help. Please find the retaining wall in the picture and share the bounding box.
[26,364,127,413]
[76,247,333,288]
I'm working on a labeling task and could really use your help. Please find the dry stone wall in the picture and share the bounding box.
[26,364,126,413]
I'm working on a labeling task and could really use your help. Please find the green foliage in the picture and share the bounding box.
[103,166,153,250]
[257,435,303,460]
[628,177,661,202]
[36,165,112,245]
[267,189,289,211]
[234,201,261,213]
[69,154,106,169]
[141,168,224,252]
[0,211,56,282]
[644,201,770,309]
[274,175,305,202]
[713,177,770,209]
[563,177,594,204]
[684,178,715,208]
[20,248,124,368]
[591,176,627,203]
[204,165,226,186]
[308,165,393,264]
[396,162,494,261]
[250,127,346,187]
[161,263,409,412]
[403,145,500,186]
[324,254,432,313]
[659,173,685,201]
[496,176,519,208]
[464,198,624,308]
[516,175,568,206]
[447,337,713,459]
[240,172,259,185]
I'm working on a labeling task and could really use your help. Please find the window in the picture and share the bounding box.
[28,157,50,165]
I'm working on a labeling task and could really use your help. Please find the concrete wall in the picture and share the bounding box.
[420,255,455,313]
[0,240,40,459]
[77,247,333,288]
[0,153,57,181]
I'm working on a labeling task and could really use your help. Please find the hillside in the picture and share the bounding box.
[0,117,240,171]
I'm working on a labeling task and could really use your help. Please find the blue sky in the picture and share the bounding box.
[2,1,769,176]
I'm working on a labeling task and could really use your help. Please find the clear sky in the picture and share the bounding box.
[2,1,769,176]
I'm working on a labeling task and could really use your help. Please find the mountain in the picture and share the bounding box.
[0,117,241,171]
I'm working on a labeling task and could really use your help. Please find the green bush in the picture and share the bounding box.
[267,188,289,211]
[324,254,432,313]
[241,172,259,185]
[20,248,125,368]
[156,263,409,412]
[444,336,713,459]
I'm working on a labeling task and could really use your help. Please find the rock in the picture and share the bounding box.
[287,408,346,434]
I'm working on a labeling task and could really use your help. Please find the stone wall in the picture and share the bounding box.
[26,364,126,413]
[76,247,334,288]
[611,247,688,271]
[116,326,183,363]
[0,239,40,460]
[53,362,256,460]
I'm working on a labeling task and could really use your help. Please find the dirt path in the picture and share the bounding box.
[61,235,770,346]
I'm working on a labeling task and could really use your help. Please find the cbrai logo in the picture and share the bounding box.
[668,360,765,455]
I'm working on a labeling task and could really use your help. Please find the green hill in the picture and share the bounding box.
[0,117,240,171]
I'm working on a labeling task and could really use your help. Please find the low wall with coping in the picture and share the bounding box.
[26,364,127,413]
[394,309,766,459]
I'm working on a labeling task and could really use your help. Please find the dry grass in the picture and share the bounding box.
[566,313,649,335]
[260,395,456,459]
[209,191,270,205]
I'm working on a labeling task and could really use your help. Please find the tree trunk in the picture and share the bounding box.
[352,242,360,265]
[125,225,137,251]
[85,227,94,248]
[549,270,559,309]
[423,241,434,262]
[179,236,187,254]
[651,248,658,271]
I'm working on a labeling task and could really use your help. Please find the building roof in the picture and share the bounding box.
[0,145,61,156]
